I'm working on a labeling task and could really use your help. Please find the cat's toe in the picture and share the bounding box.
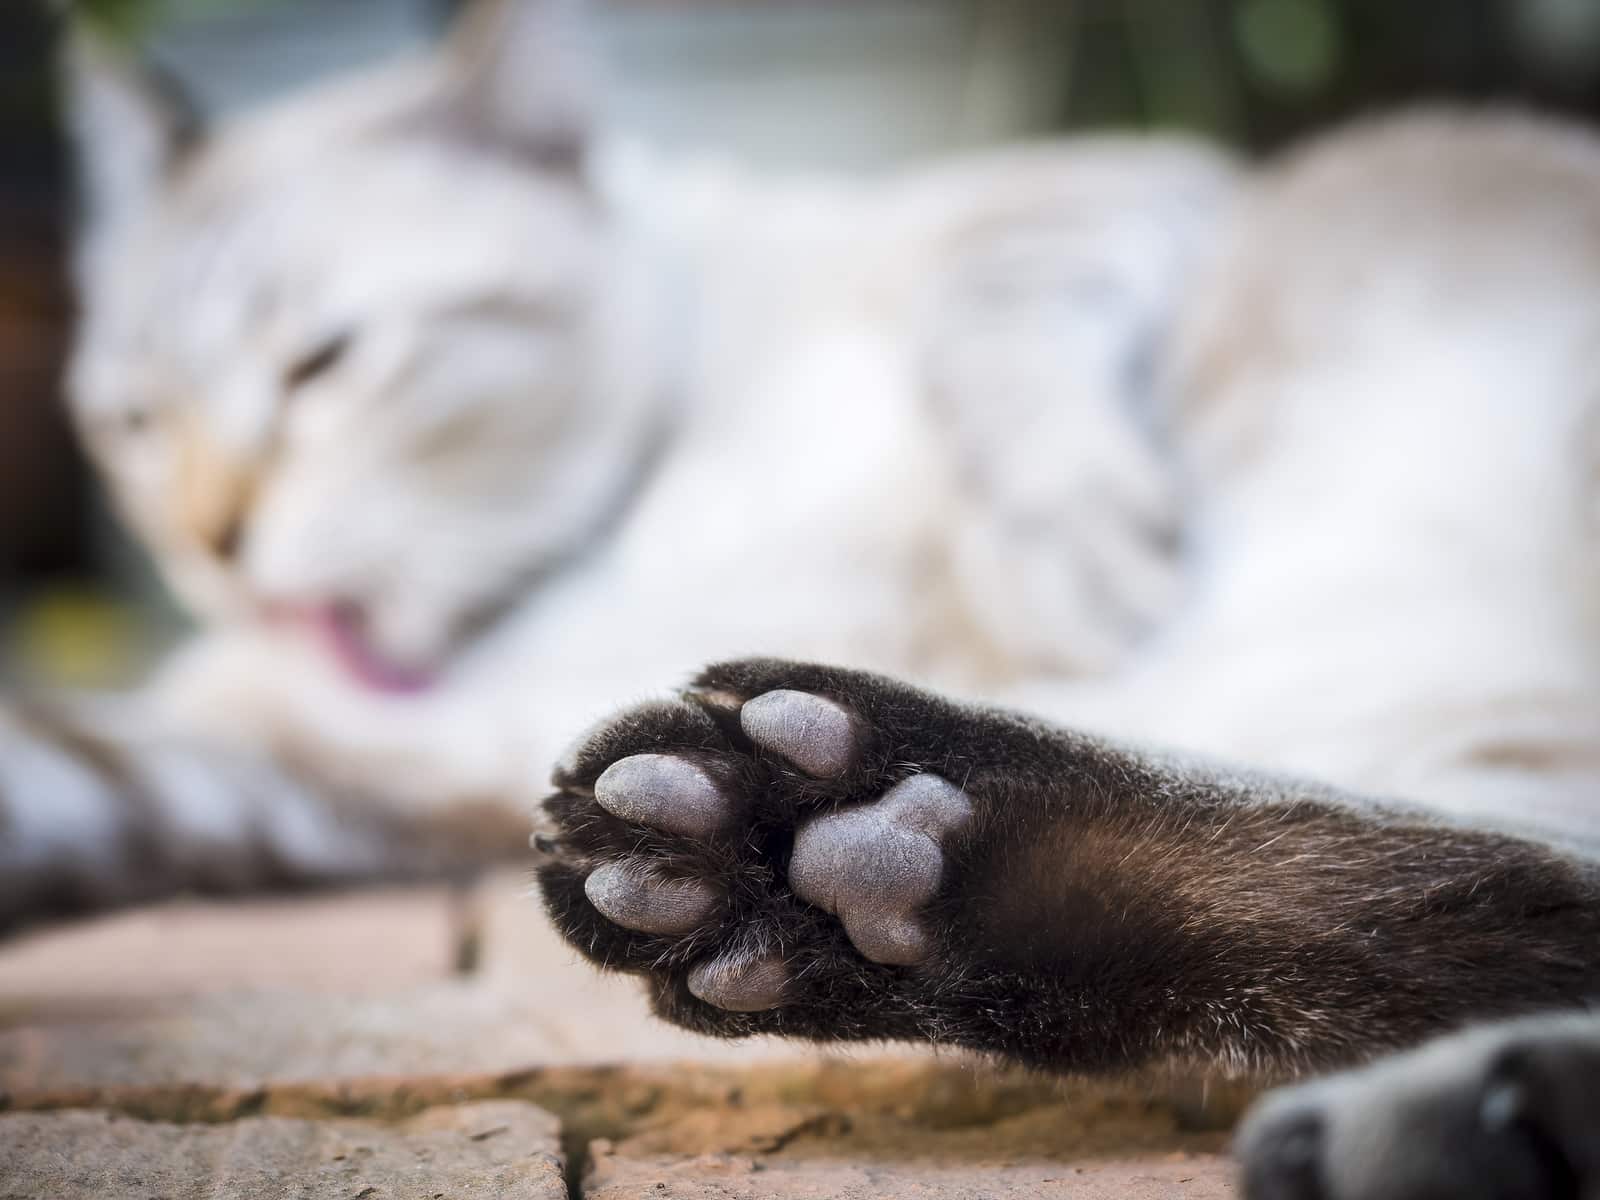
[686,951,790,1012]
[593,753,737,837]
[789,773,973,965]
[583,860,721,936]
[738,689,865,778]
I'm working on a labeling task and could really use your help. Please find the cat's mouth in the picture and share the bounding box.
[278,603,439,696]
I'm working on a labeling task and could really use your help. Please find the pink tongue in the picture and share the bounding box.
[306,605,436,695]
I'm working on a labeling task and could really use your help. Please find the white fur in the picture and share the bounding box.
[40,6,1600,895]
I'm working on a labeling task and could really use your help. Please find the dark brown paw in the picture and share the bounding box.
[537,661,979,1019]
[534,655,1213,1071]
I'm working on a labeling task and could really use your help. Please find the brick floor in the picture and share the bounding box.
[582,1062,1238,1199]
[0,874,1249,1197]
[587,1151,1234,1199]
[0,1100,565,1199]
[0,886,462,1014]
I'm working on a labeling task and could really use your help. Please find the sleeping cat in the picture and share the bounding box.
[17,1,1600,1197]
[16,0,1232,921]
[532,76,1600,1200]
[9,2,1222,921]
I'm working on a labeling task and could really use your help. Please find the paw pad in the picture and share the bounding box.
[583,862,720,936]
[739,689,862,778]
[789,773,973,966]
[594,753,734,838]
[547,678,980,1020]
[687,953,789,1012]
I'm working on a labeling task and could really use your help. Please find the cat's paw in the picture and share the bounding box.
[535,657,1058,1044]
[538,662,1600,1081]
[1237,1014,1600,1200]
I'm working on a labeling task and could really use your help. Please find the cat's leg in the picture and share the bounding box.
[1237,1011,1600,1200]
[913,145,1234,675]
[0,690,528,935]
[920,269,1183,674]
[538,658,1600,1075]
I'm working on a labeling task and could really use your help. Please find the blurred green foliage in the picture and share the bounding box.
[71,0,278,43]
[1065,0,1600,150]
[1235,0,1343,96]
[54,0,1600,152]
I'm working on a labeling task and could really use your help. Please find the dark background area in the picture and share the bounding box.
[4,0,1600,679]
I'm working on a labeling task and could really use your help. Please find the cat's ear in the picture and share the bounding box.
[430,0,597,170]
[61,28,202,280]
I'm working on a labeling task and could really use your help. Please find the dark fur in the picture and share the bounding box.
[538,658,1600,1076]
[1238,1011,1600,1200]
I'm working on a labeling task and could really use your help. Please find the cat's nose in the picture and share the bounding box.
[170,425,258,566]
[208,510,247,564]
[177,474,253,565]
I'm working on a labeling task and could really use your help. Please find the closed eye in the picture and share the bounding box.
[441,293,578,328]
[283,331,352,391]
[86,401,153,441]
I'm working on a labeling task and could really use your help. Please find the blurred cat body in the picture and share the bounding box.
[10,2,1233,916]
[132,132,1217,803]
[11,0,1600,923]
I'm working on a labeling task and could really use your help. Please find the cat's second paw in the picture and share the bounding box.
[1237,1014,1600,1200]
[535,658,1005,1040]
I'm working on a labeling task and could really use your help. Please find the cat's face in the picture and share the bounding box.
[67,2,654,690]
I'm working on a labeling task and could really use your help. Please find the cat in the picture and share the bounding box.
[20,1,1600,1196]
[17,3,1232,926]
[531,94,1600,1200]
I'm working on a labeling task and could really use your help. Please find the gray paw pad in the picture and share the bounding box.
[739,690,862,779]
[584,862,720,936]
[687,953,789,1012]
[593,754,734,839]
[788,773,973,966]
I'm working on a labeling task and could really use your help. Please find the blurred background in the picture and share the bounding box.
[5,0,1600,690]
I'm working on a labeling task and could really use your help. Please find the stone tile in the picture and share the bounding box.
[0,1100,565,1199]
[0,886,463,1017]
[583,1066,1241,1199]
[0,872,1249,1200]
[0,874,807,1097]
[0,977,792,1096]
[586,1152,1234,1198]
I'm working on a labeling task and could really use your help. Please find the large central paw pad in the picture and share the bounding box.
[538,665,981,1020]
[789,774,972,965]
